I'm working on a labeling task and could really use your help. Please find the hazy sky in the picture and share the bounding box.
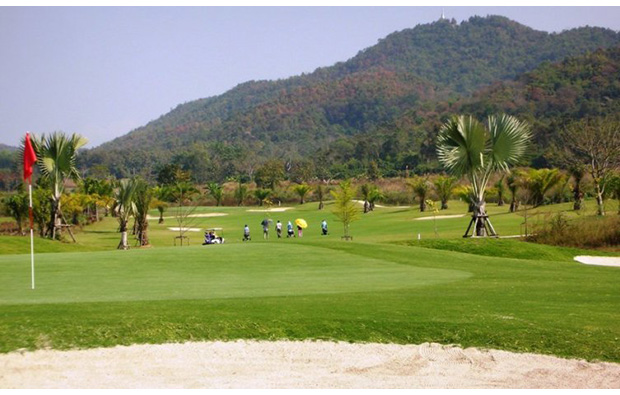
[2,6,620,148]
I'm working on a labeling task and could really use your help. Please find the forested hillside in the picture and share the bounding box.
[80,15,620,182]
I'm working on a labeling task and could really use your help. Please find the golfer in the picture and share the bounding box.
[276,220,282,238]
[261,218,270,240]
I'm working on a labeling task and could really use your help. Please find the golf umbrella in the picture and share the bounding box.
[295,218,308,229]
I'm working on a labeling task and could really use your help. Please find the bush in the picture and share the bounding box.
[529,213,620,250]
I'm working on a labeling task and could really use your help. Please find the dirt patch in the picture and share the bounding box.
[2,340,618,389]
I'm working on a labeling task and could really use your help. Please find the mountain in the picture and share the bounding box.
[82,15,620,181]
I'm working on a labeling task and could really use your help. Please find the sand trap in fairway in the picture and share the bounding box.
[574,256,620,267]
[149,213,228,220]
[247,208,292,212]
[2,340,619,389]
[166,227,201,232]
[415,214,465,221]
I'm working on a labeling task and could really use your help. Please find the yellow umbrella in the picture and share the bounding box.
[295,218,308,229]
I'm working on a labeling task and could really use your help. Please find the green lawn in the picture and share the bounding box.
[0,200,618,363]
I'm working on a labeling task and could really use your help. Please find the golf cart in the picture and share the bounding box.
[202,227,225,245]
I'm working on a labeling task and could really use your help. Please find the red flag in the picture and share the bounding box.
[23,132,37,181]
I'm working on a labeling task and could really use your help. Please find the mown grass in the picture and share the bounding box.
[0,199,618,363]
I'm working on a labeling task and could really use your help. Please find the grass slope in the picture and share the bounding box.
[0,200,618,363]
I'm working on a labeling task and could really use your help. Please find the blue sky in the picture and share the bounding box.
[1,6,620,148]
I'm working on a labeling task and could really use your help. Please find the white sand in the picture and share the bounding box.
[246,208,293,212]
[415,214,465,221]
[148,213,228,220]
[574,256,620,267]
[2,340,618,389]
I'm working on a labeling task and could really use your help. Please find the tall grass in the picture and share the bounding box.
[529,213,620,250]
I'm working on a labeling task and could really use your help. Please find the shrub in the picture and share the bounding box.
[529,213,620,250]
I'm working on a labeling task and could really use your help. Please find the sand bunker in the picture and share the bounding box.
[166,227,201,232]
[2,340,618,389]
[247,208,292,212]
[149,213,228,220]
[574,256,620,267]
[415,214,465,221]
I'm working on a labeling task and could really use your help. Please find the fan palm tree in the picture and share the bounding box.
[292,184,311,204]
[437,114,531,237]
[113,178,138,250]
[30,132,88,239]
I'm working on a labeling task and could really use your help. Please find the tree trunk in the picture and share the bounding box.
[419,200,426,212]
[596,191,605,216]
[474,200,488,237]
[318,201,324,210]
[509,198,519,213]
[573,186,583,211]
[118,221,129,250]
[441,199,448,210]
[363,200,369,213]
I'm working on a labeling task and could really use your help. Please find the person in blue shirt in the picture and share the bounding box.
[287,221,294,238]
[321,219,328,236]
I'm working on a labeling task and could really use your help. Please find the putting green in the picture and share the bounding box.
[0,243,471,305]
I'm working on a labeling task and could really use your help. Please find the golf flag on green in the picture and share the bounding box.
[23,132,37,290]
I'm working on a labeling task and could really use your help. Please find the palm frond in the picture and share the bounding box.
[487,114,532,172]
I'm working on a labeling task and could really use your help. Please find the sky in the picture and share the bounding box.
[1,6,620,148]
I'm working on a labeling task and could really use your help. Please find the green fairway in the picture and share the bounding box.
[0,244,470,304]
[0,200,618,364]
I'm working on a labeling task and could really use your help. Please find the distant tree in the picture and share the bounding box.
[607,171,620,214]
[253,188,271,206]
[359,183,371,213]
[558,117,620,216]
[207,182,223,206]
[292,184,311,204]
[433,175,457,210]
[29,132,88,240]
[113,178,138,250]
[437,114,531,236]
[3,193,28,235]
[331,180,359,240]
[254,160,285,190]
[234,181,248,206]
[133,179,153,247]
[526,168,564,207]
[367,186,384,211]
[408,176,431,212]
[288,160,315,184]
[156,163,181,186]
[315,184,325,210]
[494,176,506,207]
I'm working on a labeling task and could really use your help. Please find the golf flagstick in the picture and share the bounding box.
[29,182,35,290]
[23,132,37,290]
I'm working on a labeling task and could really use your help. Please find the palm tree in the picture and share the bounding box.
[133,179,153,247]
[495,176,506,206]
[207,182,223,206]
[359,183,371,213]
[315,184,325,210]
[113,178,138,250]
[292,184,311,204]
[433,175,457,210]
[30,132,88,239]
[367,186,384,211]
[526,168,564,207]
[437,114,531,237]
[408,176,430,212]
[254,188,271,206]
